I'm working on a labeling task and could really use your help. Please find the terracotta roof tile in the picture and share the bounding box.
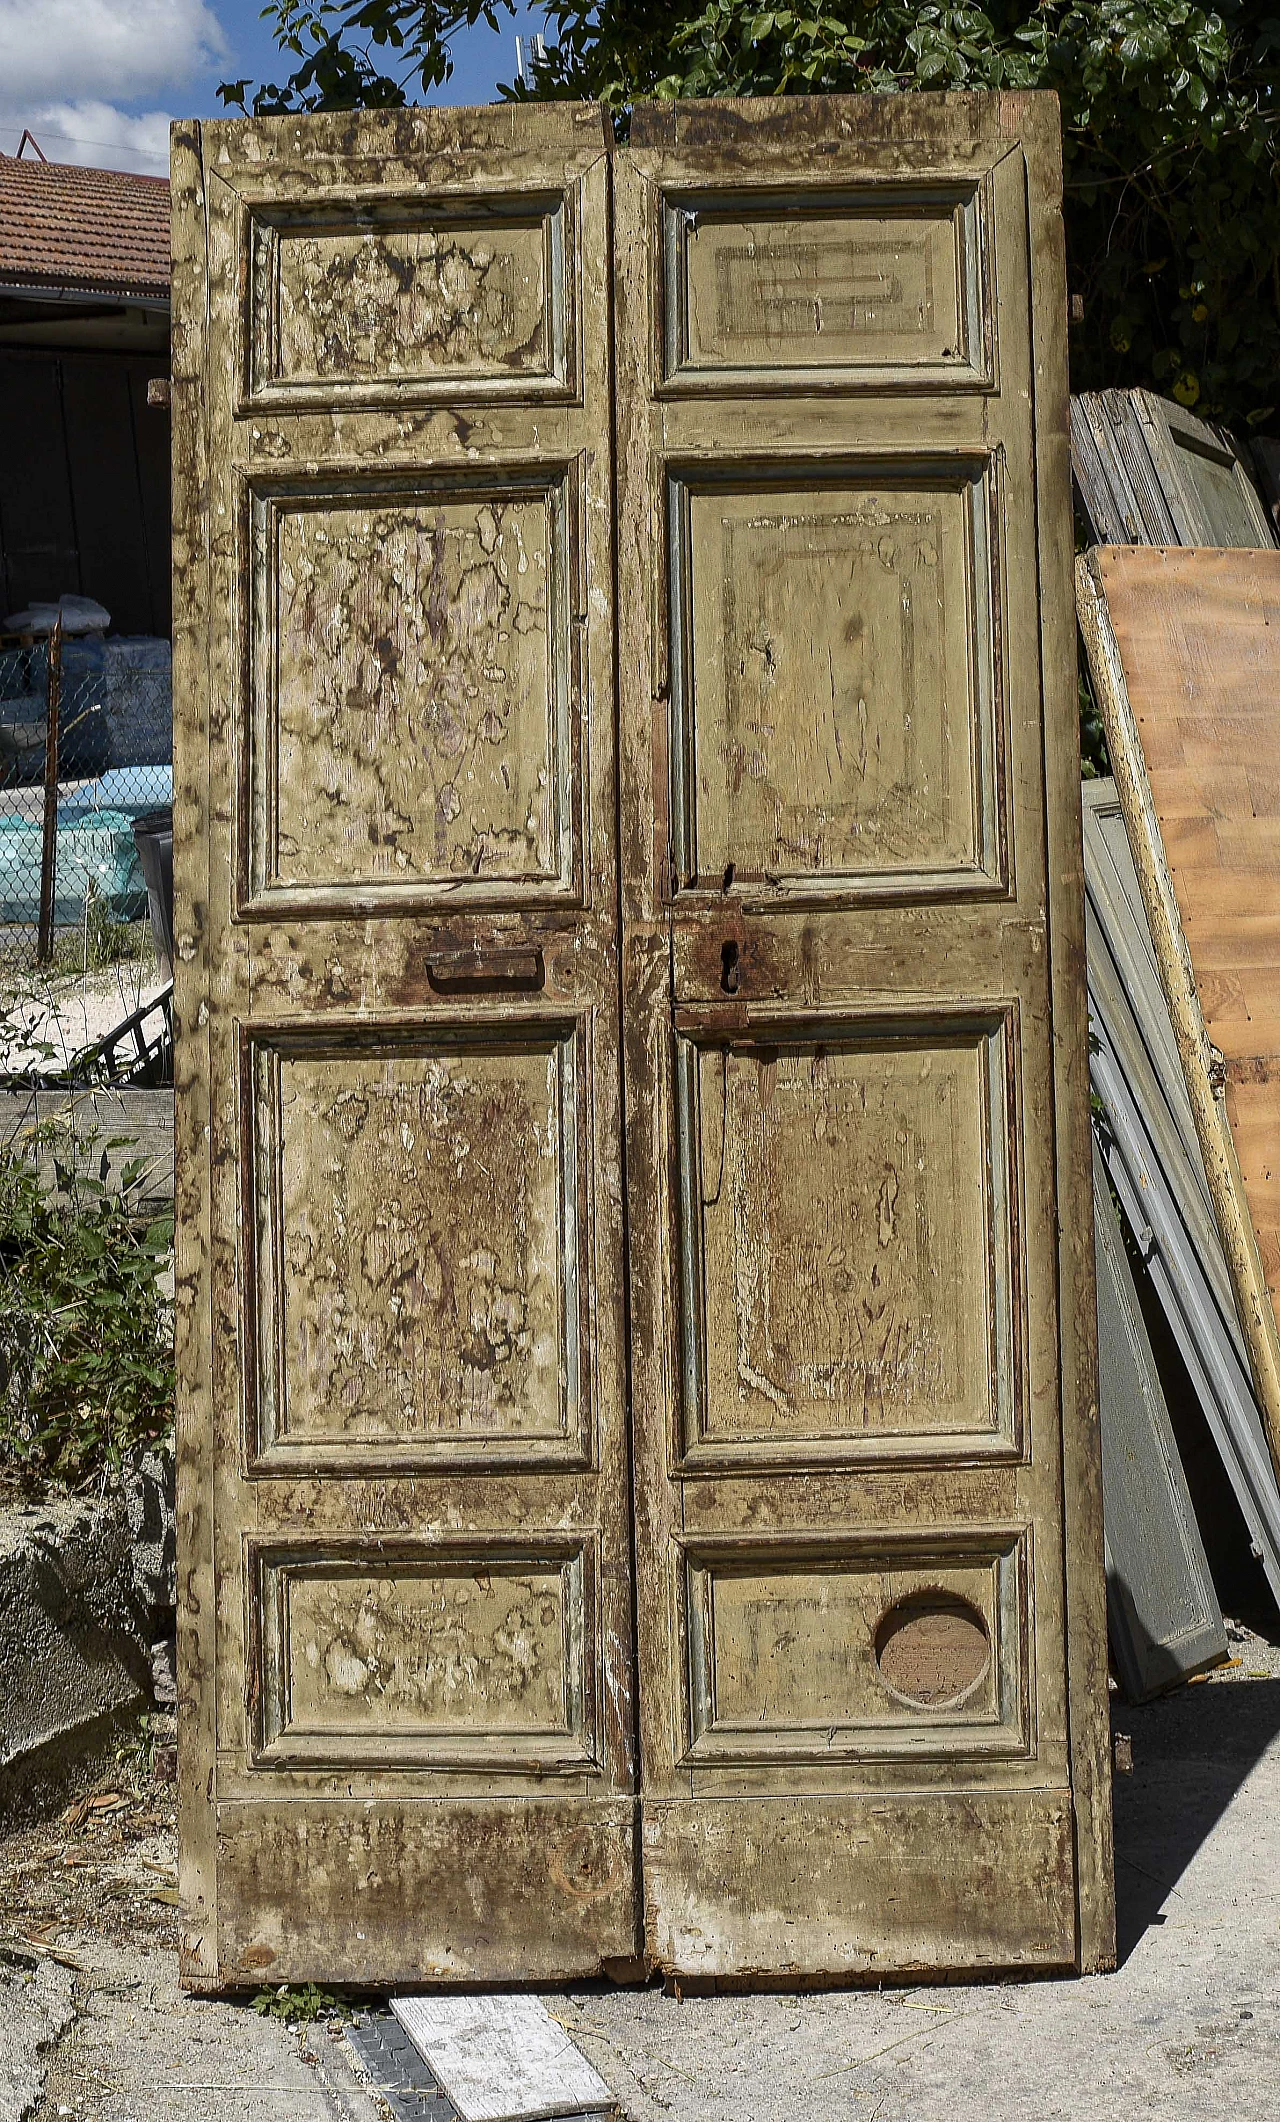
[0,154,169,301]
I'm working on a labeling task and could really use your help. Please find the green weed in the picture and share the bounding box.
[252,1983,345,2026]
[0,1118,174,1491]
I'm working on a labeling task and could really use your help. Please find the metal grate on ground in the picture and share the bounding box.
[347,2010,461,2121]
[0,627,171,968]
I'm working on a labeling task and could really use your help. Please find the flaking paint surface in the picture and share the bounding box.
[271,1044,567,1442]
[270,492,557,888]
[275,220,550,384]
[690,1037,1002,1440]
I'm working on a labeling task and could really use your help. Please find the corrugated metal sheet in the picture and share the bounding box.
[1094,1140,1226,1701]
[1084,777,1280,1606]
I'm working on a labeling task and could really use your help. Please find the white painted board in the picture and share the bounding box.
[391,1995,613,2122]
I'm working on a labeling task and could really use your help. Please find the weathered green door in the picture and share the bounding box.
[175,94,1112,1988]
[173,106,640,1987]
[614,94,1113,1978]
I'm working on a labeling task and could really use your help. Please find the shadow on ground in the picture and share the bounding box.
[1112,1674,1280,1964]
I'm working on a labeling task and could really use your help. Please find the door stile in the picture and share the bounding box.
[172,116,219,1986]
[1022,106,1115,1972]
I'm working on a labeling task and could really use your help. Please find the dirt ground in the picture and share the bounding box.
[0,1721,178,1968]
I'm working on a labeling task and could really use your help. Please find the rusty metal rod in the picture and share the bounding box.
[37,618,62,963]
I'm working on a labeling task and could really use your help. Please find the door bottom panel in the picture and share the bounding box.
[641,1791,1076,1979]
[209,1798,640,1986]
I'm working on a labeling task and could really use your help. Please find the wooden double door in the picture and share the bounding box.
[173,94,1113,1989]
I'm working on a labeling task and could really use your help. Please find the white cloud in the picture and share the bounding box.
[0,0,225,104]
[2,100,173,175]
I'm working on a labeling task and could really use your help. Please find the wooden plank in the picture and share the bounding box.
[1078,548,1280,1491]
[0,1086,173,1207]
[390,1996,612,2121]
[1071,393,1151,543]
[1093,1140,1227,1701]
[171,113,219,1991]
[1083,777,1280,1611]
[616,91,1112,1979]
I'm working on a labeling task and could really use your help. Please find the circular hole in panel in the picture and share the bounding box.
[874,1594,991,1709]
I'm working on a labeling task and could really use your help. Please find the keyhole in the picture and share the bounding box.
[720,941,741,995]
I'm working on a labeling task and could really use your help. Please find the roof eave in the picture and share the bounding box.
[0,278,170,310]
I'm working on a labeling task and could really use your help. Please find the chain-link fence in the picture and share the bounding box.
[0,628,172,968]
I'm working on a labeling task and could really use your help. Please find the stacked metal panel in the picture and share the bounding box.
[1084,779,1280,1632]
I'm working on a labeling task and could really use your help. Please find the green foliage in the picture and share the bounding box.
[252,1982,344,2025]
[219,2,515,111]
[227,2,1280,430]
[0,1121,174,1492]
[1079,655,1110,777]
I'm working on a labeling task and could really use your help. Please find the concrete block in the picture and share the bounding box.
[0,1493,151,1825]
[0,1960,75,2122]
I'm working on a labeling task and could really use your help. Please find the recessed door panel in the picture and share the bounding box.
[246,1024,586,1466]
[253,1541,594,1766]
[244,191,571,407]
[675,1017,1021,1461]
[671,463,1004,893]
[679,1532,1028,1763]
[661,180,993,389]
[245,471,577,910]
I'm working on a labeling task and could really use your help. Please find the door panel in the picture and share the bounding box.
[173,107,638,1988]
[672,1012,1022,1463]
[670,462,1005,894]
[616,95,1112,1977]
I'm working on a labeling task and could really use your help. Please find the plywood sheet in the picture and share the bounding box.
[1078,547,1280,1487]
[390,1996,611,2121]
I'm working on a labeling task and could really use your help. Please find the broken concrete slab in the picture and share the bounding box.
[35,1937,386,2122]
[0,1495,150,1826]
[0,1957,75,2122]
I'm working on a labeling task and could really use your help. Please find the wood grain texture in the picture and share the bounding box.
[1021,104,1116,1977]
[0,1087,173,1208]
[1078,546,1280,1492]
[173,106,638,1989]
[215,1797,638,1986]
[641,1790,1076,1979]
[1070,390,1273,551]
[617,92,1110,1978]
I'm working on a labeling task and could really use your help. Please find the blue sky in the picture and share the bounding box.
[0,0,552,176]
